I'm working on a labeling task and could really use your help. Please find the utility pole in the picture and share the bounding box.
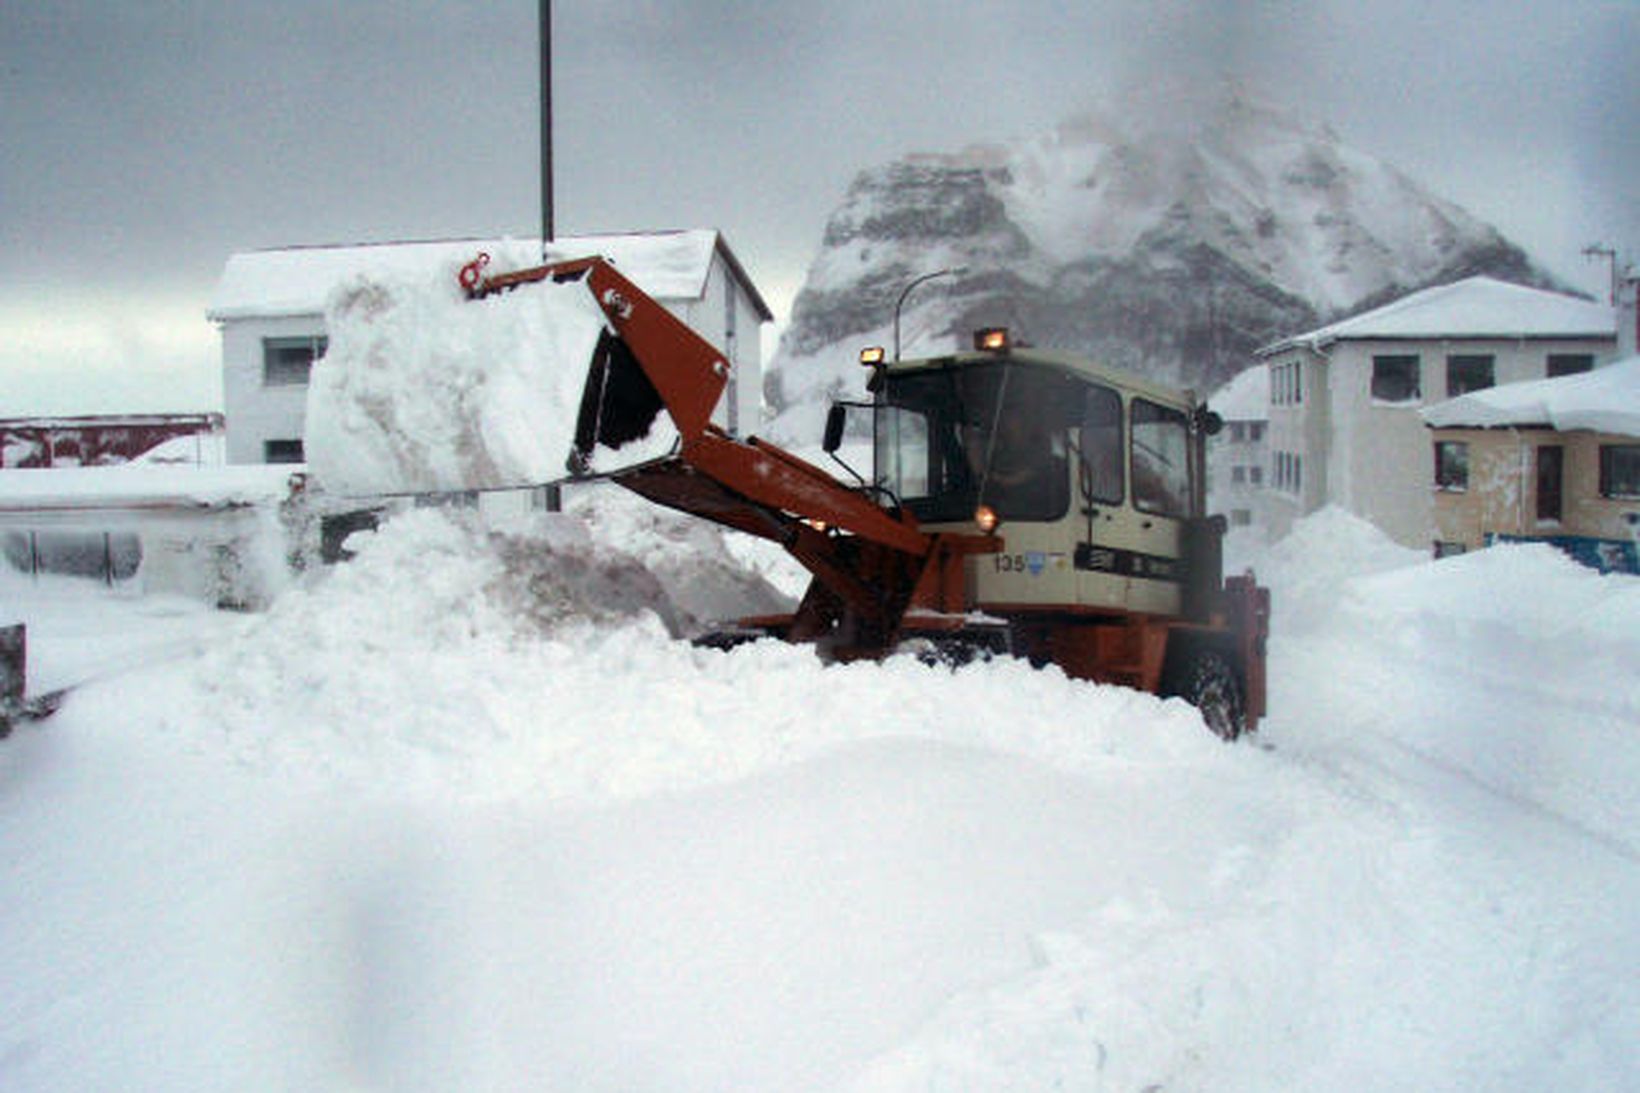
[540,0,554,253]
[540,0,562,511]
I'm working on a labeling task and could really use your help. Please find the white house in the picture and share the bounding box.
[207,230,772,466]
[1206,363,1269,536]
[1254,276,1616,548]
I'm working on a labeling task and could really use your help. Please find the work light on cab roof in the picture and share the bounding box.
[974,327,1010,352]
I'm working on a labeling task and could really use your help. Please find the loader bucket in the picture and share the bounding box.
[464,254,729,478]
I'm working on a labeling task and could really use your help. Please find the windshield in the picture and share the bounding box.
[875,362,1073,523]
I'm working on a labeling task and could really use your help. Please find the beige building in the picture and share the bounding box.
[1423,357,1640,573]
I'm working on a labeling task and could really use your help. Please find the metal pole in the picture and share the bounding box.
[540,0,554,253]
[893,267,966,360]
[540,0,562,513]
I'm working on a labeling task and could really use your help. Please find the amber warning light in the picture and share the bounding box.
[974,327,1010,352]
[859,346,886,366]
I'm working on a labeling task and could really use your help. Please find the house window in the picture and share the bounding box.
[1271,361,1303,406]
[1433,541,1468,559]
[1229,422,1246,442]
[1273,451,1303,495]
[1249,422,1265,442]
[263,438,304,464]
[1434,441,1469,491]
[1601,444,1640,499]
[1446,355,1494,396]
[1232,466,1246,484]
[1547,353,1594,378]
[263,336,327,387]
[1536,445,1563,522]
[1231,509,1252,527]
[1249,465,1263,485]
[1371,355,1420,402]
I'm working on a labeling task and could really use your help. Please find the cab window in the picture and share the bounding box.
[1077,384,1123,505]
[1131,399,1190,517]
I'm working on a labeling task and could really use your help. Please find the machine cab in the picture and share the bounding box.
[859,334,1213,618]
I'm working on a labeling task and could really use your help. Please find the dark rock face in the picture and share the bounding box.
[769,110,1573,413]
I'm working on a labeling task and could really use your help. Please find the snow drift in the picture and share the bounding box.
[4,497,1638,1090]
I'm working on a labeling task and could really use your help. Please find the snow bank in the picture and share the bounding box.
[6,490,1640,1091]
[1248,504,1426,629]
[1258,509,1640,855]
[304,264,610,494]
[168,502,1211,801]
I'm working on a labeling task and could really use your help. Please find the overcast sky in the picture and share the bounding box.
[3,1,1636,416]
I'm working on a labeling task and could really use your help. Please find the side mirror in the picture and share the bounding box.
[823,403,847,454]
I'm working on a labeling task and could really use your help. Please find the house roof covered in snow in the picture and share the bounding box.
[207,229,772,322]
[1209,363,1269,421]
[1258,277,1615,356]
[1421,355,1640,436]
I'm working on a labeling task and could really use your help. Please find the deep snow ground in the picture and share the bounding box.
[3,499,1638,1090]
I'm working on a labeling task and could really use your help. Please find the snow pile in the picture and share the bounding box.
[303,264,610,494]
[1248,504,1426,629]
[5,503,1640,1089]
[1260,515,1640,855]
[170,501,1206,801]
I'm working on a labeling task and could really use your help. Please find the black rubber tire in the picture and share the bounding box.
[1178,650,1248,741]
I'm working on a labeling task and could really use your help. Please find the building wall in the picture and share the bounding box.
[222,314,324,465]
[1206,418,1268,533]
[1432,426,1640,552]
[1266,334,1617,549]
[1262,345,1329,542]
[219,254,765,465]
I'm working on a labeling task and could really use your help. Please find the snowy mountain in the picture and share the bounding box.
[767,92,1565,435]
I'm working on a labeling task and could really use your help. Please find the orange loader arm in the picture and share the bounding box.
[467,255,999,654]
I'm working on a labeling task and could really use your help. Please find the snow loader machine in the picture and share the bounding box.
[465,255,1271,738]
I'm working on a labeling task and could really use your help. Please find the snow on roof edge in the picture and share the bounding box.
[207,229,771,323]
[1257,276,1615,358]
[1421,355,1640,435]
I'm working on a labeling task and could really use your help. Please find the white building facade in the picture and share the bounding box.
[208,231,771,466]
[1255,277,1616,549]
[1206,363,1270,536]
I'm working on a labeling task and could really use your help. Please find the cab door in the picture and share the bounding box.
[1073,390,1190,616]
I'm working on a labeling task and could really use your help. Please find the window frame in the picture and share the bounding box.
[1547,353,1594,378]
[1433,440,1470,492]
[1371,354,1421,403]
[1600,444,1640,500]
[1445,354,1495,397]
[263,438,305,464]
[262,335,328,387]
